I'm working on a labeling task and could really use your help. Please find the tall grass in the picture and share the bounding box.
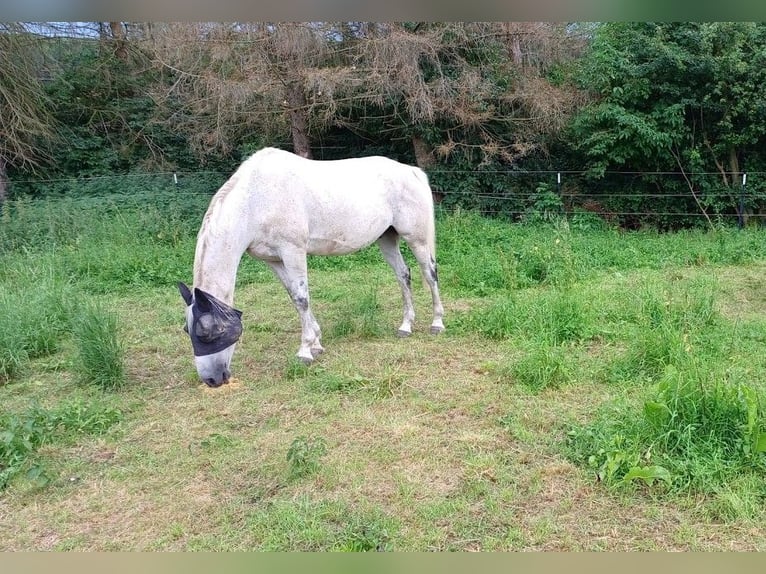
[0,266,74,381]
[72,302,126,390]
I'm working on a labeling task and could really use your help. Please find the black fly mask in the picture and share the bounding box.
[178,283,243,356]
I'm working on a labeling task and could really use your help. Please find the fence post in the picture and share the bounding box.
[557,172,563,216]
[739,173,746,229]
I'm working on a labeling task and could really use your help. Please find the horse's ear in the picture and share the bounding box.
[178,282,193,306]
[193,287,213,313]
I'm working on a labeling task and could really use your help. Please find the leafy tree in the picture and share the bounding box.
[569,22,766,227]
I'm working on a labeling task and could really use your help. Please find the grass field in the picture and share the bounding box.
[1,193,765,551]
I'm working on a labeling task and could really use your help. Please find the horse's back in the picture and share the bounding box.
[231,148,435,256]
[244,148,432,214]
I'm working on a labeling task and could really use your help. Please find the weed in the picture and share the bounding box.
[306,370,359,394]
[459,287,594,345]
[328,284,384,339]
[516,220,579,288]
[284,357,312,380]
[286,435,327,480]
[51,398,123,437]
[0,405,54,489]
[608,276,723,384]
[533,288,594,345]
[460,298,519,340]
[363,366,405,399]
[296,363,405,398]
[242,496,397,551]
[0,266,74,381]
[334,515,393,551]
[0,345,28,384]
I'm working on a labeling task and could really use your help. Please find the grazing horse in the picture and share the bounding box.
[179,147,445,387]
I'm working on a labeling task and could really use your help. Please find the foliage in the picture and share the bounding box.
[45,41,190,173]
[0,23,59,196]
[568,22,766,227]
[4,23,766,230]
[3,23,591,223]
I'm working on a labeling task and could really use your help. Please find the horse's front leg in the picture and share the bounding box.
[267,258,323,363]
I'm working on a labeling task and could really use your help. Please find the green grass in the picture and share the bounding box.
[1,192,765,550]
[0,398,122,489]
[566,361,766,510]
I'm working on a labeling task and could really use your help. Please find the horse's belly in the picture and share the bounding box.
[306,233,378,255]
[306,217,387,255]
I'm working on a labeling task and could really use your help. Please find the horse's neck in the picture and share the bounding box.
[192,216,246,306]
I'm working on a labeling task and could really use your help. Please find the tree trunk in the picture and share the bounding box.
[503,23,524,66]
[285,82,312,159]
[411,135,435,169]
[109,21,128,61]
[0,157,8,202]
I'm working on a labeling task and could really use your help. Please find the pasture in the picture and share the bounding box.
[1,191,765,551]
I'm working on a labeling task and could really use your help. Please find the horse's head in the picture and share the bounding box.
[178,282,243,387]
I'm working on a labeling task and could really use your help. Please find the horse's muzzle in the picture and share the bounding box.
[203,370,231,388]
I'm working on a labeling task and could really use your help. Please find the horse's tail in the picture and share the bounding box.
[411,167,437,288]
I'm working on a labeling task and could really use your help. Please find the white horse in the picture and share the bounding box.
[179,147,445,387]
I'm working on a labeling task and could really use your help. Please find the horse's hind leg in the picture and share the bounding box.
[266,256,323,363]
[377,228,416,337]
[405,239,445,335]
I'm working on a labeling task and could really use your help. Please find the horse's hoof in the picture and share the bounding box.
[396,329,412,338]
[298,355,314,365]
[430,326,445,335]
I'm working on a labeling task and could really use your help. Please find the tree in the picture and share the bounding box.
[0,23,59,200]
[146,22,335,161]
[328,22,586,168]
[144,22,585,172]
